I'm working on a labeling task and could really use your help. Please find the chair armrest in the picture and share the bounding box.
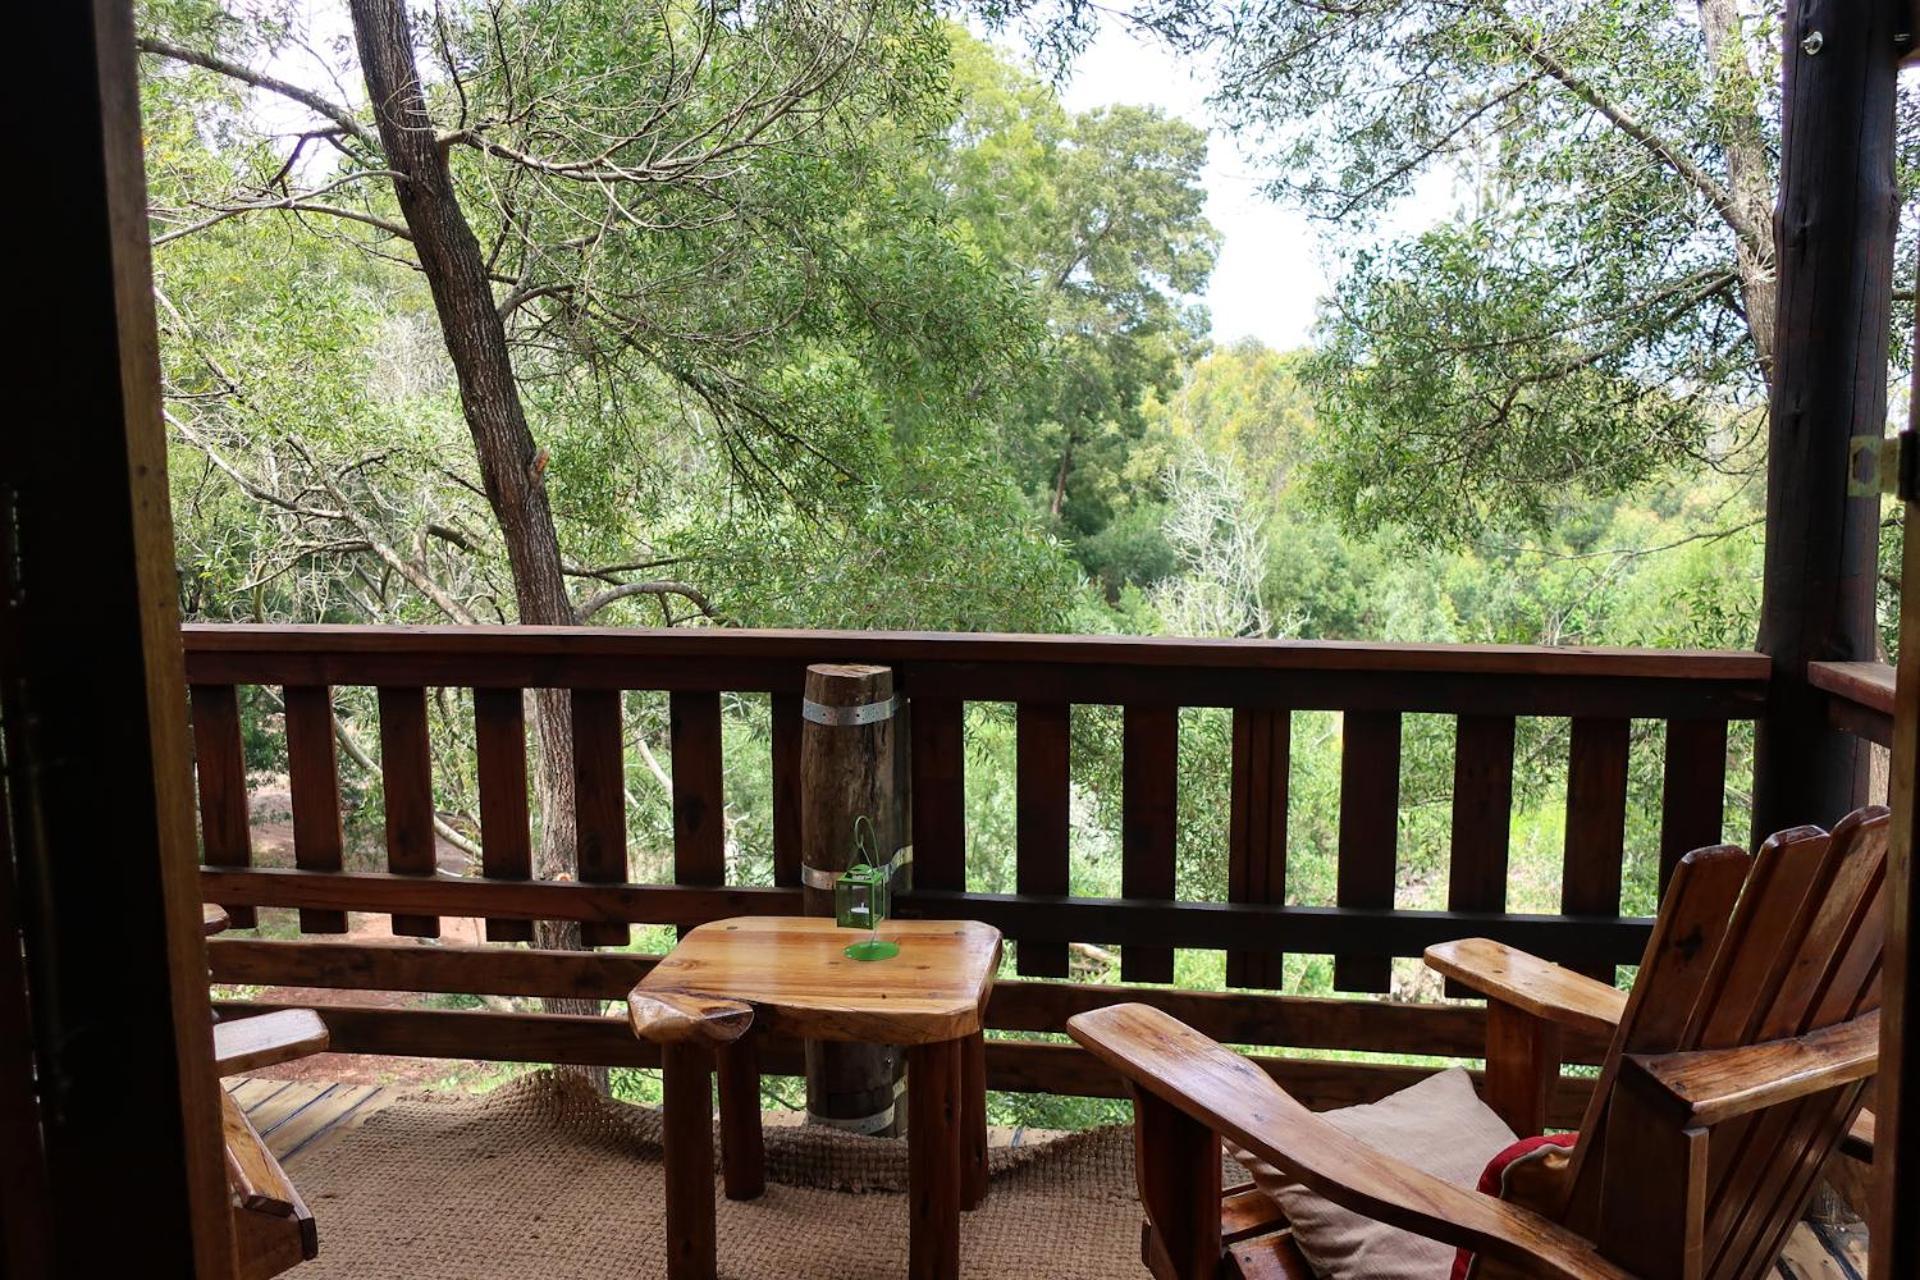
[1624,1010,1878,1128]
[1424,939,1628,1039]
[1066,1003,1635,1280]
[214,1009,329,1075]
[221,1090,319,1278]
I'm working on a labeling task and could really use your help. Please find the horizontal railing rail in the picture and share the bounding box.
[1810,659,1895,746]
[184,623,1766,1109]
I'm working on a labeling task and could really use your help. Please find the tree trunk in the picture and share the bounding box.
[349,0,606,1089]
[1696,0,1778,384]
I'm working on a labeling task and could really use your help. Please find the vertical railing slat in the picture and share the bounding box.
[1446,714,1516,997]
[1227,707,1289,989]
[1335,711,1400,992]
[376,686,439,938]
[283,685,347,934]
[1016,702,1071,977]
[671,691,726,939]
[191,683,255,929]
[473,687,532,942]
[1659,718,1729,898]
[1121,705,1178,984]
[571,688,628,947]
[910,696,966,893]
[1563,716,1630,983]
[771,691,803,889]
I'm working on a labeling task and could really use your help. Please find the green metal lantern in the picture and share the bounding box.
[835,818,898,961]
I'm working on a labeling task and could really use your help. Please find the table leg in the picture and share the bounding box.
[661,1042,718,1280]
[908,1039,962,1280]
[961,1030,988,1210]
[717,1035,765,1201]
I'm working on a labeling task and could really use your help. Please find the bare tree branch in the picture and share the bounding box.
[136,35,378,150]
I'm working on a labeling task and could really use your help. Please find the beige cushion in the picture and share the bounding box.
[1228,1068,1515,1280]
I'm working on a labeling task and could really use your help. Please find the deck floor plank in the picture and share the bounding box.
[227,1075,401,1165]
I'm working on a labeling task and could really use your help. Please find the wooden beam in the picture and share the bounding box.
[1752,0,1901,836]
[211,1000,1596,1124]
[179,626,1771,719]
[3,1,234,1271]
[199,867,1656,965]
[1872,267,1920,1280]
[206,937,1616,1062]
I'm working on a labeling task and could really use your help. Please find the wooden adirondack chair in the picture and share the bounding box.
[1067,806,1889,1280]
[213,1007,330,1279]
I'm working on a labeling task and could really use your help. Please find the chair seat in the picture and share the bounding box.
[1228,1230,1317,1280]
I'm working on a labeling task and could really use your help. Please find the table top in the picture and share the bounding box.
[637,917,1002,1045]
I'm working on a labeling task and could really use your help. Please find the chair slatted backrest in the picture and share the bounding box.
[1557,807,1888,1280]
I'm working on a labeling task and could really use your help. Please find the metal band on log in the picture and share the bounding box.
[799,663,907,1134]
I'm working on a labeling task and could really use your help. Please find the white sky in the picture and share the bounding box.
[1042,24,1330,351]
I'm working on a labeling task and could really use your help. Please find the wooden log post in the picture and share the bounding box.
[799,664,907,1135]
[1752,0,1902,837]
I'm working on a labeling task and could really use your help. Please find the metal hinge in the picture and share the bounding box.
[1847,429,1920,501]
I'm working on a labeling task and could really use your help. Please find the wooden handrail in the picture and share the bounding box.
[180,624,1768,716]
[1810,659,1896,746]
[181,622,1768,677]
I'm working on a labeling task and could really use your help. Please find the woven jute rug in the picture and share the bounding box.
[286,1070,1147,1279]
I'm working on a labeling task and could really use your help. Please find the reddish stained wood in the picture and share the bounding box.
[907,1037,963,1280]
[1016,702,1071,976]
[1336,711,1400,992]
[200,865,1654,964]
[213,997,1597,1121]
[1563,717,1630,983]
[376,686,437,938]
[1447,715,1514,997]
[660,1041,717,1280]
[1483,1000,1560,1139]
[670,692,725,942]
[1659,719,1728,898]
[1806,660,1895,716]
[1228,707,1290,990]
[282,686,347,934]
[1130,1080,1222,1279]
[473,688,532,942]
[1122,705,1179,984]
[1879,458,1920,1280]
[209,937,1563,1060]
[191,683,256,929]
[962,1030,988,1211]
[716,1037,765,1201]
[181,622,1772,681]
[770,692,803,888]
[910,695,966,893]
[570,689,628,947]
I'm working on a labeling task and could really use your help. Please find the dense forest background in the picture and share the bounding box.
[142,0,1915,1116]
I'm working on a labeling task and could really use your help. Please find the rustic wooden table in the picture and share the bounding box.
[631,916,1002,1280]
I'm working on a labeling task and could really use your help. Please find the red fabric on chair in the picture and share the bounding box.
[1451,1133,1579,1280]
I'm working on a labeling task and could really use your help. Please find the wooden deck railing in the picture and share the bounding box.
[187,624,1770,1117]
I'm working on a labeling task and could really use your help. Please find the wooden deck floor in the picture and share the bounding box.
[227,1076,401,1165]
[229,1078,1870,1280]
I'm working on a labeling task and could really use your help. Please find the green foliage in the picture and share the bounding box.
[941,27,1219,580]
[147,0,1795,1129]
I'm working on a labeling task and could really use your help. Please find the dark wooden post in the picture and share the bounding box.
[1752,0,1903,836]
[799,664,906,1135]
[1871,252,1920,1280]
